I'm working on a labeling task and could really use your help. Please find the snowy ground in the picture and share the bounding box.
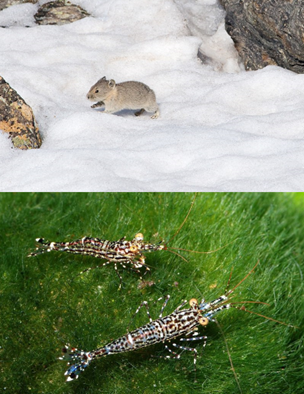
[1,0,304,191]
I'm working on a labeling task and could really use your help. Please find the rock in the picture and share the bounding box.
[221,0,304,73]
[0,0,38,11]
[34,0,90,25]
[0,76,41,149]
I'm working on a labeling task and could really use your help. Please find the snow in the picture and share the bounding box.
[1,0,304,191]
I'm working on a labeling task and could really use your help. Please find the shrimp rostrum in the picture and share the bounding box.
[60,262,293,381]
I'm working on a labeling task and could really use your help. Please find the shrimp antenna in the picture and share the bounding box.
[225,262,298,328]
[165,192,236,257]
[215,318,243,394]
[231,301,270,306]
[167,192,197,244]
[227,260,260,295]
[167,239,237,255]
[231,304,298,328]
[165,249,189,263]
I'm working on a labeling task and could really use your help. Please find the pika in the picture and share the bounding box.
[87,77,159,119]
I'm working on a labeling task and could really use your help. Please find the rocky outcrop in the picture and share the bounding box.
[0,0,38,11]
[221,0,304,73]
[34,0,90,25]
[0,76,41,149]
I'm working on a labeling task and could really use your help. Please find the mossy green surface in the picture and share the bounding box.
[0,193,303,394]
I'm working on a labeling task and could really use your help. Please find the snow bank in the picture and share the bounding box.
[1,0,304,191]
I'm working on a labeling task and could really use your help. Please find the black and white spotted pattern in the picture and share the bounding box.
[28,234,165,286]
[60,294,230,381]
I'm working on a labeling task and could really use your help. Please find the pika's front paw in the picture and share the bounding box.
[91,101,104,109]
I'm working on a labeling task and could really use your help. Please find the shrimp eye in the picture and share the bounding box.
[199,317,209,326]
[130,245,138,252]
[135,233,144,241]
[189,298,198,307]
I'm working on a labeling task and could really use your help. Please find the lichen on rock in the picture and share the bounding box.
[0,76,42,149]
[34,0,90,25]
[221,0,304,73]
[0,0,38,12]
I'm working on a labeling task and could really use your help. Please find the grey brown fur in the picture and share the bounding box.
[87,77,159,118]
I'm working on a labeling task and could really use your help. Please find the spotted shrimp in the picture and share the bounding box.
[28,234,164,285]
[59,262,294,382]
[28,194,227,286]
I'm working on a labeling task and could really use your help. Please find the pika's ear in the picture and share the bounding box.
[109,79,116,88]
[97,76,106,83]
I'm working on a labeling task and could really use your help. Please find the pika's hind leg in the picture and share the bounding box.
[151,108,159,119]
[135,108,145,117]
[145,104,159,119]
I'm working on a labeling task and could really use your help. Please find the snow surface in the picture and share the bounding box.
[1,0,304,191]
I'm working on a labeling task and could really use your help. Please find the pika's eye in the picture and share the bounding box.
[95,89,99,93]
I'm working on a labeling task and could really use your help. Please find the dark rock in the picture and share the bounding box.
[221,0,304,73]
[34,0,90,25]
[0,0,38,11]
[0,76,41,149]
